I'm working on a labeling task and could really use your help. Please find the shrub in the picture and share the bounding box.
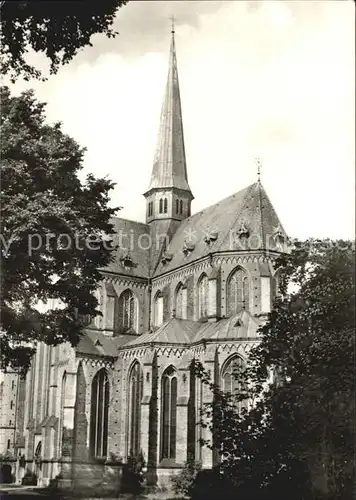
[170,458,202,497]
[48,473,62,490]
[22,470,37,485]
[121,451,145,495]
[189,467,238,500]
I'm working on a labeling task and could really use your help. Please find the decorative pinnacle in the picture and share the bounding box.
[170,14,175,34]
[255,157,262,183]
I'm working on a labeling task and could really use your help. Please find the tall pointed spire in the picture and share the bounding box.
[145,23,192,194]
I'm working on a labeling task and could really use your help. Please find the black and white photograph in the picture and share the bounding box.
[0,1,354,499]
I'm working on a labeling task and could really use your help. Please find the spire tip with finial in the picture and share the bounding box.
[255,157,262,183]
[170,14,175,34]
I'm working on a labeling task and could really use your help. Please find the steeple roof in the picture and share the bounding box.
[145,30,192,194]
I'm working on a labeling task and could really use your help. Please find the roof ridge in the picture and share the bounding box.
[217,183,257,251]
[172,317,200,324]
[155,317,173,330]
[257,183,265,252]
[177,183,256,227]
[111,215,148,227]
[257,183,288,235]
[242,309,263,326]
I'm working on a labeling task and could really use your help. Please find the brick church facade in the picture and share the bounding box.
[0,29,288,490]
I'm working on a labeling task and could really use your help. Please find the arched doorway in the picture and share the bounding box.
[0,463,13,484]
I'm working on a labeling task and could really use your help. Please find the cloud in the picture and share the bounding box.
[8,0,355,239]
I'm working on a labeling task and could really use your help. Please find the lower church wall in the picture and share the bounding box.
[154,466,185,489]
[12,333,260,494]
[8,456,123,494]
[58,460,123,495]
[8,452,191,492]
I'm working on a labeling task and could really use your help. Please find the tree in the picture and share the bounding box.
[0,86,119,372]
[0,0,127,82]
[194,239,355,500]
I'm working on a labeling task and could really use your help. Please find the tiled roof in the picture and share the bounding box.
[102,217,150,278]
[100,181,286,280]
[154,182,287,276]
[125,318,201,347]
[76,330,132,358]
[74,313,263,357]
[193,310,263,342]
[123,313,262,349]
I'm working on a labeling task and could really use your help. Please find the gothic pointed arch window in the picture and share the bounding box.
[74,362,86,460]
[198,274,209,319]
[179,200,183,215]
[160,366,177,461]
[90,369,109,458]
[117,289,136,333]
[159,198,163,213]
[128,361,143,457]
[163,198,168,213]
[34,442,42,473]
[175,283,187,319]
[59,372,66,456]
[226,267,249,315]
[59,371,74,458]
[243,276,249,309]
[148,201,153,217]
[221,355,247,413]
[175,199,179,214]
[154,291,164,327]
[35,441,42,457]
[272,270,282,300]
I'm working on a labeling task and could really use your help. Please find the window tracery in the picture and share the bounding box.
[160,366,177,460]
[175,283,187,319]
[226,267,249,315]
[90,369,109,458]
[198,274,209,319]
[221,355,247,413]
[118,290,136,333]
[154,292,164,327]
[148,201,153,217]
[128,362,143,457]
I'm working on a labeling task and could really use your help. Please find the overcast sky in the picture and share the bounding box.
[9,0,355,240]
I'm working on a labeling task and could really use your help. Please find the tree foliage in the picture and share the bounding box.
[170,456,202,497]
[0,0,127,81]
[0,86,119,372]
[194,239,355,500]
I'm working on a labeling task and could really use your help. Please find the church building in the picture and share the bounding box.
[0,28,288,491]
